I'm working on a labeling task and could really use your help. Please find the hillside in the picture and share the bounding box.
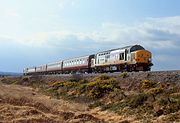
[0,71,180,123]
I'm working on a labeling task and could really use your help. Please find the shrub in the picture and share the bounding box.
[159,98,169,105]
[86,77,119,99]
[148,87,163,95]
[22,77,29,82]
[128,93,148,108]
[88,101,103,109]
[96,74,110,80]
[69,74,83,82]
[163,113,180,122]
[46,88,59,98]
[79,79,88,84]
[107,89,126,102]
[76,84,87,95]
[100,102,128,112]
[164,103,180,114]
[50,81,63,87]
[142,80,156,89]
[50,81,79,91]
[120,72,128,78]
[146,87,163,101]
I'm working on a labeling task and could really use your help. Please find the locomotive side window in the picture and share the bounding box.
[105,55,110,63]
[119,53,124,60]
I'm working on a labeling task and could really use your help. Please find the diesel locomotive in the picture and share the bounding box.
[23,45,153,75]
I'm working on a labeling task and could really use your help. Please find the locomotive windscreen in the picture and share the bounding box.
[130,45,145,52]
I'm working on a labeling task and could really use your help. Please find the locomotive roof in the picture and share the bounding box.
[96,44,144,54]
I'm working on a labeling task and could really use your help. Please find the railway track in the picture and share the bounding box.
[35,70,180,77]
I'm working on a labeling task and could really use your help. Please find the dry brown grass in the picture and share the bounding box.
[0,83,123,123]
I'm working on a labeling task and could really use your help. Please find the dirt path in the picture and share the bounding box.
[0,83,134,123]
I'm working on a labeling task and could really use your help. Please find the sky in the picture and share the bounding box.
[0,0,180,72]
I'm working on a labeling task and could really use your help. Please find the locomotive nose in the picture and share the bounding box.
[135,50,152,63]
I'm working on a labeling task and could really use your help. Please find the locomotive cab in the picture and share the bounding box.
[129,45,153,71]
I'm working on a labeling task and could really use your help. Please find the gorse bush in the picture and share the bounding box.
[86,77,120,98]
[120,72,128,78]
[128,93,148,108]
[96,74,110,80]
[50,81,79,91]
[142,79,156,88]
[107,89,126,103]
[22,77,30,82]
[79,79,88,84]
[147,87,163,95]
[49,74,121,99]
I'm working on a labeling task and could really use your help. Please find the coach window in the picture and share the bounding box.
[58,63,60,67]
[77,60,79,64]
[76,60,77,64]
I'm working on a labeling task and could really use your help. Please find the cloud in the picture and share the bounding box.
[20,16,180,51]
[3,16,180,50]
